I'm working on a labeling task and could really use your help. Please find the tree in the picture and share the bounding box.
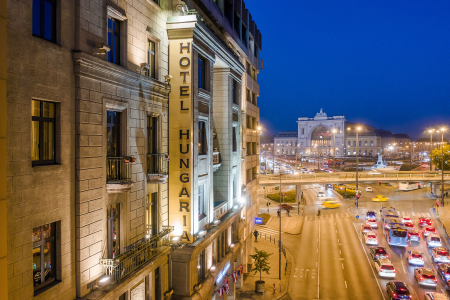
[250,247,272,282]
[432,145,450,171]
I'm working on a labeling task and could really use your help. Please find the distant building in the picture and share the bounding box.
[413,137,449,157]
[274,109,411,158]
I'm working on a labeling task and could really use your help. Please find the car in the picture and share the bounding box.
[404,222,415,230]
[438,263,450,281]
[279,203,293,210]
[432,247,450,263]
[374,259,396,278]
[424,292,450,300]
[362,225,373,233]
[366,210,377,218]
[317,191,326,197]
[366,186,373,192]
[365,232,378,245]
[423,226,437,237]
[322,201,341,209]
[401,216,412,224]
[427,234,443,248]
[407,250,424,266]
[419,217,432,226]
[366,218,378,228]
[408,229,420,242]
[386,281,412,300]
[370,247,389,260]
[372,195,388,202]
[414,267,438,287]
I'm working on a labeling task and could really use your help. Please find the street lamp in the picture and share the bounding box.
[429,129,435,171]
[437,127,446,206]
[348,126,362,207]
[332,128,337,172]
[257,126,263,174]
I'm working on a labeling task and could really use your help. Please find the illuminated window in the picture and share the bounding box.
[32,0,56,43]
[32,100,56,166]
[33,222,59,294]
[107,204,120,258]
[198,121,207,155]
[147,40,156,78]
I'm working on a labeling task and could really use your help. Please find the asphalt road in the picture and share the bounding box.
[259,182,447,299]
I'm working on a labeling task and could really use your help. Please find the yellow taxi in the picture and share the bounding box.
[372,195,388,202]
[346,186,361,194]
[323,201,341,209]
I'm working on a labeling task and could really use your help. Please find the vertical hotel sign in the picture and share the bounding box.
[168,20,195,243]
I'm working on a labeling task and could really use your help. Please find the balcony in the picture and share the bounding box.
[213,151,221,172]
[106,157,133,193]
[100,226,173,284]
[147,153,169,183]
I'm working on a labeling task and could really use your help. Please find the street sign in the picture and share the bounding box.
[255,217,263,225]
[356,215,359,219]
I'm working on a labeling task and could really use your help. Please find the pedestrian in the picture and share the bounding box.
[277,209,281,217]
[317,208,321,216]
[286,208,290,216]
[446,191,448,197]
[253,229,259,242]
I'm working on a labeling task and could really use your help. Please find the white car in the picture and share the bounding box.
[424,293,449,300]
[407,250,425,266]
[432,247,450,263]
[374,259,396,278]
[427,234,443,248]
[366,187,373,192]
[317,191,326,197]
[366,218,378,228]
[414,267,438,287]
[401,216,412,224]
[365,232,378,245]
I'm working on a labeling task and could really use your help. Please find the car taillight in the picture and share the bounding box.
[433,278,437,282]
[392,293,397,297]
[421,257,424,260]
[393,269,396,272]
[420,276,423,280]
[386,254,389,258]
[409,296,412,299]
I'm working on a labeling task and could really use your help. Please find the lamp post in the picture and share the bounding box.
[348,126,362,207]
[278,173,283,280]
[332,129,337,172]
[257,126,263,174]
[429,129,435,171]
[437,127,446,206]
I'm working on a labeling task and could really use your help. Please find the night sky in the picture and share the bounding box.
[246,0,450,139]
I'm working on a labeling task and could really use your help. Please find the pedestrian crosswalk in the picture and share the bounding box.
[303,211,432,221]
[256,227,283,237]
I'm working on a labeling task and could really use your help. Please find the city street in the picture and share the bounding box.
[257,182,447,299]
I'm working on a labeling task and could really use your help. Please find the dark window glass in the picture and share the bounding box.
[32,0,56,42]
[146,193,158,237]
[198,250,205,280]
[198,121,207,155]
[107,204,120,258]
[147,40,156,78]
[147,116,158,154]
[198,184,205,218]
[107,17,120,64]
[152,0,160,4]
[32,100,56,166]
[232,127,237,152]
[33,222,57,294]
[198,57,206,90]
[232,80,238,104]
[107,111,121,157]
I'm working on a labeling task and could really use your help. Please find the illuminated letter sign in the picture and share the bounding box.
[168,39,194,243]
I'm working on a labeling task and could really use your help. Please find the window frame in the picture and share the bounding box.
[232,80,239,105]
[107,204,120,259]
[198,56,206,90]
[32,222,60,295]
[107,16,121,65]
[232,127,237,152]
[32,100,57,166]
[147,39,156,79]
[32,0,57,43]
[198,121,208,155]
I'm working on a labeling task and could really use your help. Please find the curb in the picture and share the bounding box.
[274,241,294,300]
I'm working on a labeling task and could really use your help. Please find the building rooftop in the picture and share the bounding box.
[275,131,298,138]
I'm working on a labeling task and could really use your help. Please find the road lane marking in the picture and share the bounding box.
[401,260,406,274]
[412,212,415,216]
[345,281,347,289]
[336,230,338,233]
[294,268,298,277]
[340,250,341,255]
[342,263,344,269]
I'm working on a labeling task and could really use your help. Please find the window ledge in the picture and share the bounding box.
[32,34,61,47]
[34,280,62,297]
[32,162,61,167]
[199,214,207,221]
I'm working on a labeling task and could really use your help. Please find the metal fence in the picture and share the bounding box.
[147,153,168,175]
[107,157,132,183]
[100,226,173,284]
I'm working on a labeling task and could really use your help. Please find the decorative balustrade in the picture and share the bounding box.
[106,157,132,184]
[147,153,169,183]
[100,226,173,284]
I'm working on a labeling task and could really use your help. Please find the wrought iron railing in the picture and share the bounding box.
[107,157,132,183]
[147,153,168,175]
[100,226,173,284]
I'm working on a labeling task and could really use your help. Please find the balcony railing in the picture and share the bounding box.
[100,226,173,284]
[107,157,132,184]
[147,153,169,183]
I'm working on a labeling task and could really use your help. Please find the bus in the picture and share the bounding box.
[387,224,408,247]
[381,207,399,223]
[398,182,421,191]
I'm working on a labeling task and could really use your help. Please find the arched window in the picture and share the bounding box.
[348,151,351,155]
[353,141,356,147]
[364,141,368,146]
[359,141,362,147]
[364,150,367,155]
[371,140,374,146]
[359,150,362,155]
[348,141,351,146]
[370,150,373,156]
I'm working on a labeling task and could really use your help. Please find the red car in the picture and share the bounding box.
[404,222,415,230]
[419,217,432,227]
[423,226,437,237]
[279,203,293,210]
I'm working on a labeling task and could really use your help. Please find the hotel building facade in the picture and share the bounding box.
[4,0,262,300]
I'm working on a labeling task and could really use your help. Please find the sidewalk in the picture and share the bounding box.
[236,237,292,299]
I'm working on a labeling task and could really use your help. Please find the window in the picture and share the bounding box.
[232,127,237,152]
[198,57,206,89]
[33,222,58,293]
[252,68,256,80]
[32,100,56,166]
[198,250,206,280]
[246,89,251,103]
[246,62,251,75]
[198,121,207,155]
[107,204,120,258]
[146,193,158,237]
[232,173,236,199]
[107,111,121,157]
[151,0,160,5]
[246,115,252,129]
[147,40,156,78]
[252,92,257,105]
[198,184,206,219]
[246,142,251,155]
[232,80,238,105]
[32,0,56,42]
[252,167,257,180]
[252,142,257,155]
[107,16,120,64]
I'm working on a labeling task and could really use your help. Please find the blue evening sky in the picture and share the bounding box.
[245,0,450,139]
